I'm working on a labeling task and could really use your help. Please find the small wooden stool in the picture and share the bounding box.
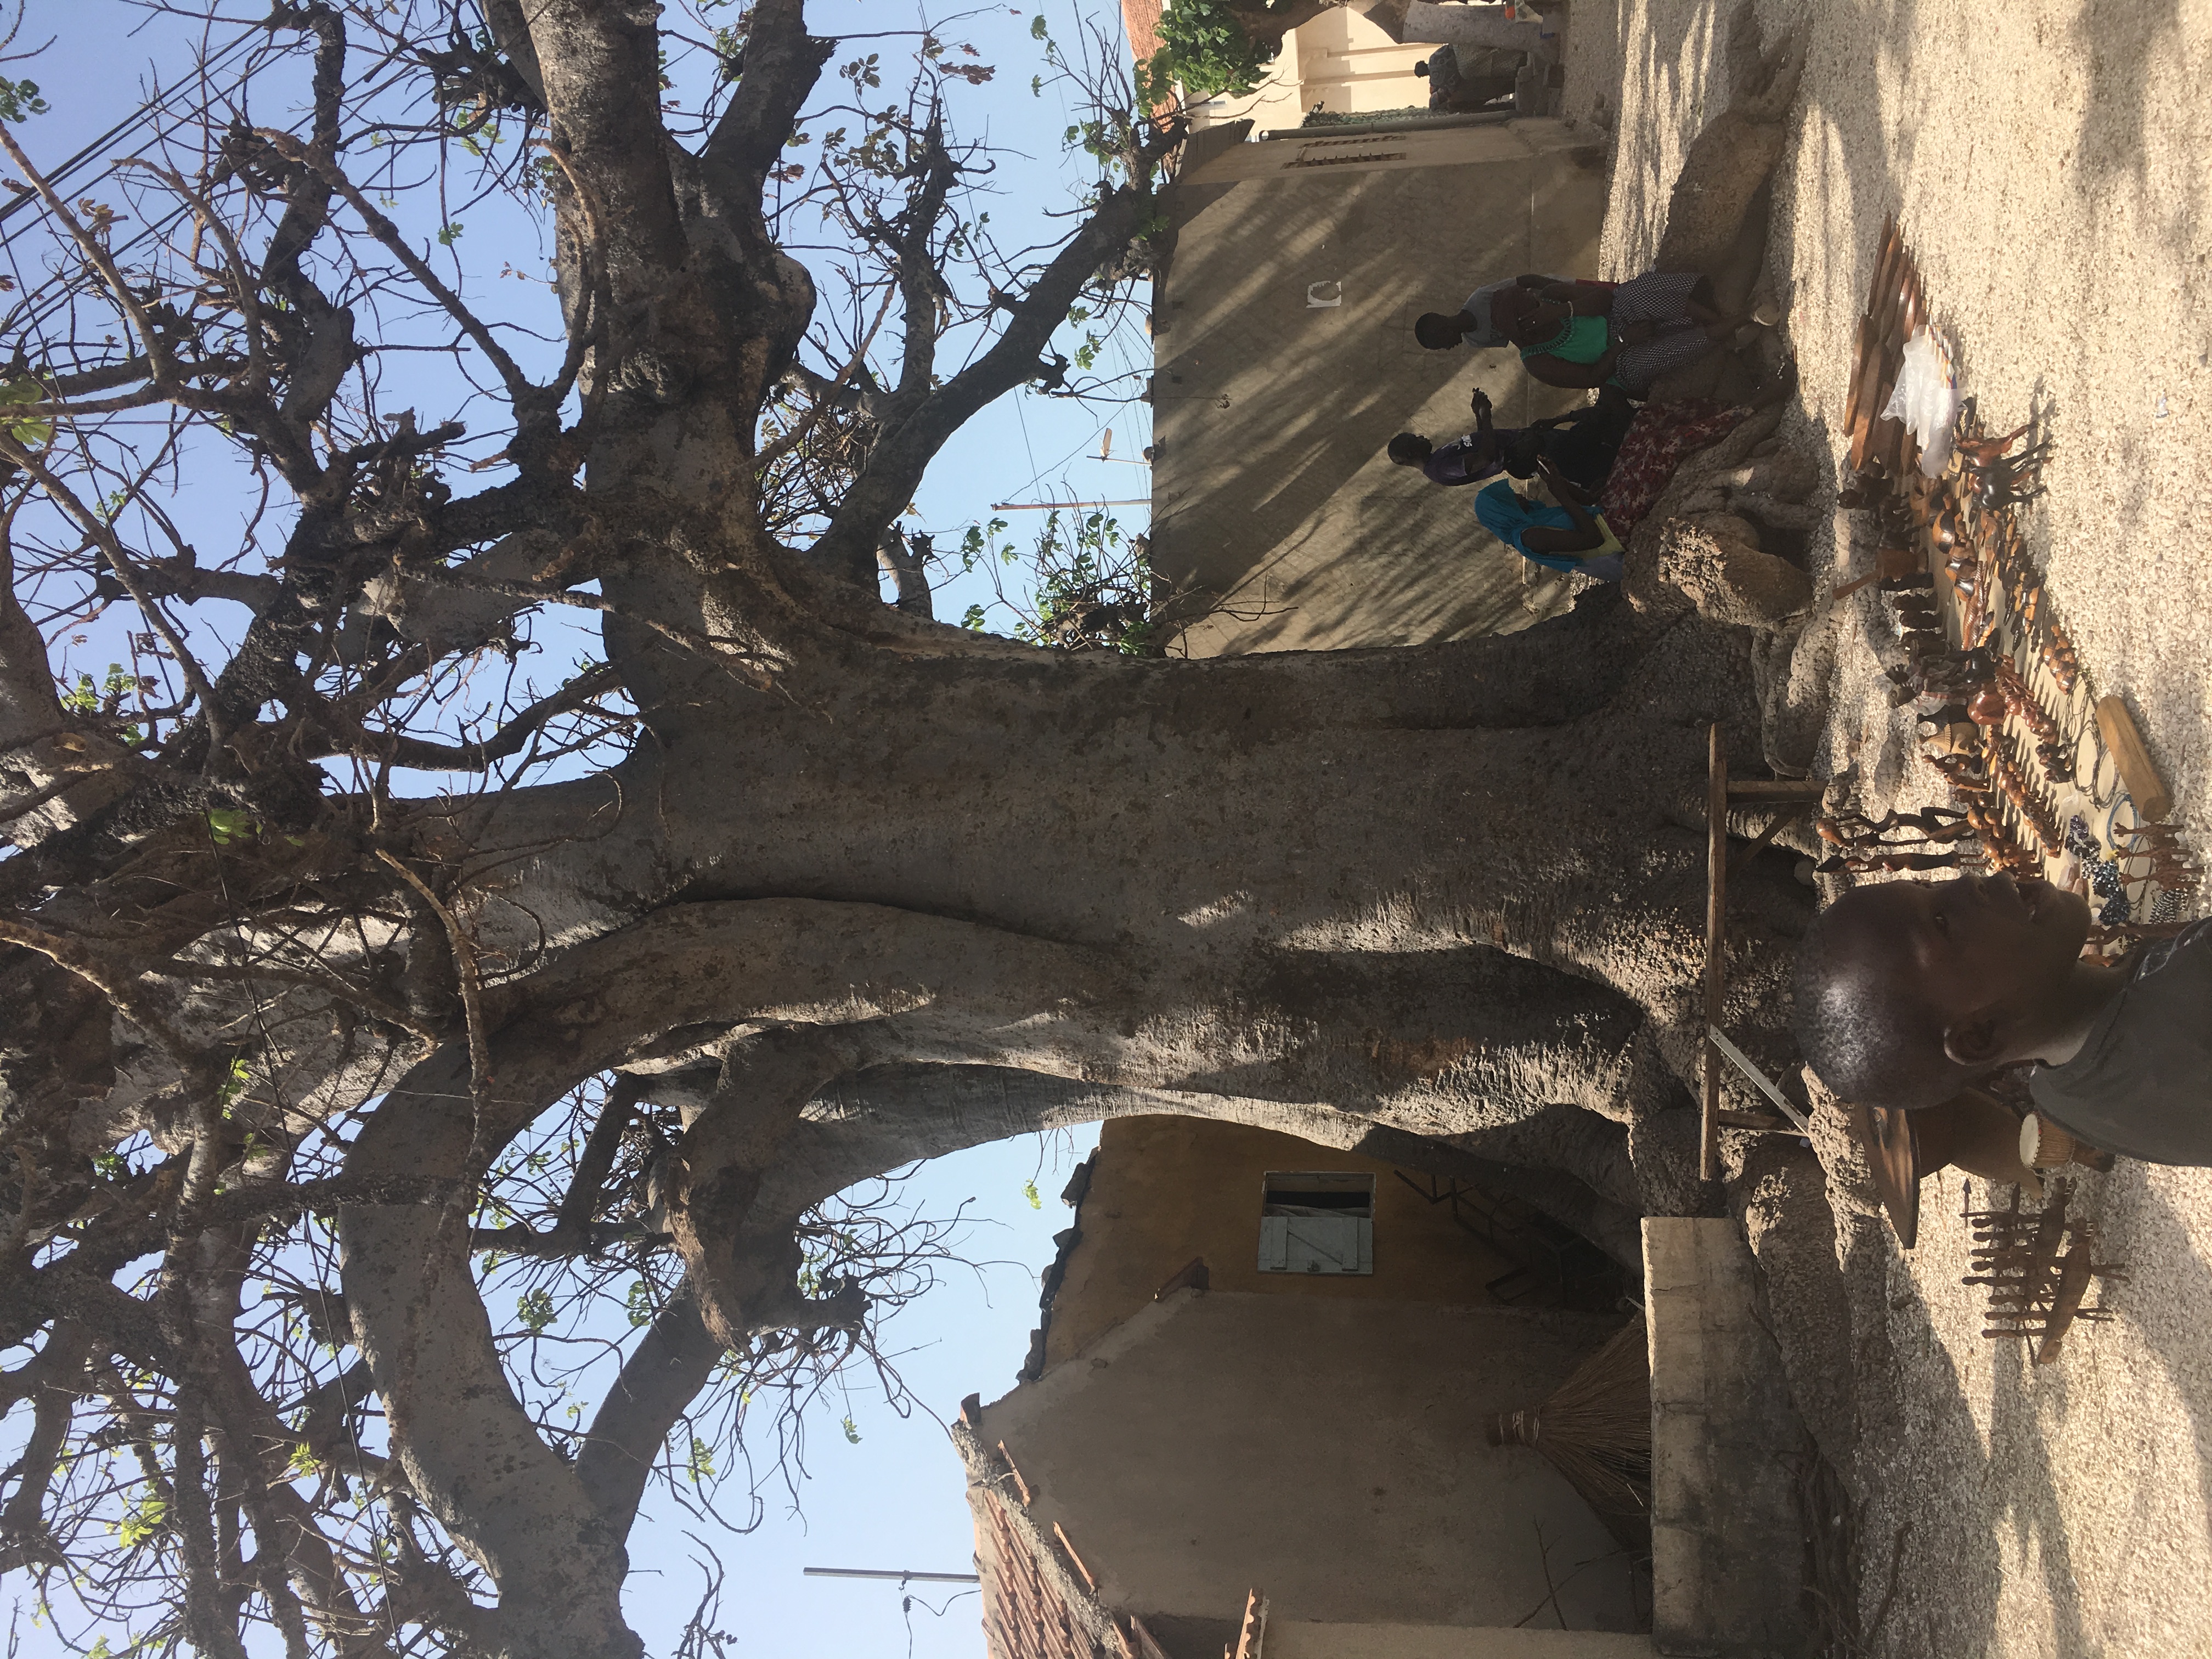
[1702,724,1825,1178]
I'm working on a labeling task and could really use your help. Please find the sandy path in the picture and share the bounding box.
[1551,3,2212,1655]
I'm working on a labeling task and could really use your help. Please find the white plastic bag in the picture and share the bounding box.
[1881,326,1959,477]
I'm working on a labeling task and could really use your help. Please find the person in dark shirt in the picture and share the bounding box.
[1794,872,2212,1165]
[2023,918,2212,1164]
[1414,47,1519,113]
[1388,387,1633,493]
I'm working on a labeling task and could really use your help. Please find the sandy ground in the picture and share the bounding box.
[1550,3,2212,1655]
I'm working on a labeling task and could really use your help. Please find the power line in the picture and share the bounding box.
[0,26,259,239]
[2,29,267,345]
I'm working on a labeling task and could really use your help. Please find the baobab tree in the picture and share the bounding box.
[0,0,1816,1653]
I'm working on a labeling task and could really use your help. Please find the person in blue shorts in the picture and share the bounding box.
[1473,457,1627,581]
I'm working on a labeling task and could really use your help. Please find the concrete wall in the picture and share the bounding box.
[1149,119,1607,654]
[1269,1624,1652,1659]
[1189,7,1432,133]
[1643,1221,1812,1659]
[1045,1116,1518,1368]
[979,1290,1641,1634]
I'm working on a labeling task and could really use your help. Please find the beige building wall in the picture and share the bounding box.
[1149,117,1606,653]
[1189,7,1434,133]
[1643,1220,1814,1659]
[1045,1117,1518,1367]
[978,1290,1641,1637]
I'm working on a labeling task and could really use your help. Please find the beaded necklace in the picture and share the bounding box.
[1531,315,1575,354]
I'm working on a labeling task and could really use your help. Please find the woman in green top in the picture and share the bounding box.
[1497,273,1751,397]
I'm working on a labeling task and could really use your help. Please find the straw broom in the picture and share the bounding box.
[1488,1314,1651,1551]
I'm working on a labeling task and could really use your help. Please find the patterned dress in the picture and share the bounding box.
[1606,272,1721,396]
[1595,399,1750,538]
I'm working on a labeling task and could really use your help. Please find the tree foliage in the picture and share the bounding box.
[0,0,1814,1651]
[1136,0,1276,111]
[0,0,1183,1650]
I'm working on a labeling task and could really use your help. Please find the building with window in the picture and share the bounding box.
[959,1117,1650,1659]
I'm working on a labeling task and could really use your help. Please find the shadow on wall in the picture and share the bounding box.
[1150,122,1610,654]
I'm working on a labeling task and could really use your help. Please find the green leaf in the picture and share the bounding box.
[206,807,255,846]
[0,78,48,121]
[115,1496,167,1549]
[436,222,465,246]
[216,1056,253,1116]
[517,1287,556,1332]
[1137,0,1275,110]
[842,1414,862,1443]
[0,378,53,445]
[1023,1179,1042,1210]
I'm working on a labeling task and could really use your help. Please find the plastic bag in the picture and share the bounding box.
[1881,326,1959,477]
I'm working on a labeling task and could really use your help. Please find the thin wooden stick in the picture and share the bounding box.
[1703,723,1727,1182]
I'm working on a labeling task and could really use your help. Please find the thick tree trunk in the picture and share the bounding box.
[0,7,1832,1650]
[299,590,1813,1654]
[469,588,1814,1170]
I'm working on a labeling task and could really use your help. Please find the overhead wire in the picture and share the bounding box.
[0,26,257,236]
[2,26,264,340]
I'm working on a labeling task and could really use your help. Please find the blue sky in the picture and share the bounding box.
[4,0,1151,1650]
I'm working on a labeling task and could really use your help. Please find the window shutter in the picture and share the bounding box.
[1257,1171,1375,1275]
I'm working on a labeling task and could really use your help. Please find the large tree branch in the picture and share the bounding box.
[332,900,1127,1650]
[809,123,1182,583]
[480,0,550,107]
[882,121,961,417]
[574,1280,721,1530]
[786,1065,1647,1269]
[701,0,835,188]
[662,1026,871,1350]
[0,1319,88,1570]
[523,0,690,297]
[338,1049,640,1659]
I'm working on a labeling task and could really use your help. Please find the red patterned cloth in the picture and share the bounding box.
[1596,399,1750,539]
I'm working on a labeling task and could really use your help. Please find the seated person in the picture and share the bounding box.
[1389,387,1634,493]
[1414,46,1519,112]
[1794,872,2212,1166]
[1473,456,1626,580]
[1503,275,1751,398]
[1415,272,1614,352]
[1420,272,1760,398]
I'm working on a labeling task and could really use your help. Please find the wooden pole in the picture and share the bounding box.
[1720,778,1825,799]
[1702,723,1728,1182]
[988,498,1151,511]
